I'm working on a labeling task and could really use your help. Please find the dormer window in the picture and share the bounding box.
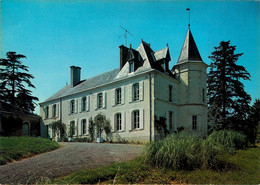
[129,61,134,73]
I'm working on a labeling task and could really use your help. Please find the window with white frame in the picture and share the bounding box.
[169,85,173,102]
[97,93,103,108]
[129,61,134,73]
[70,121,75,136]
[116,88,121,105]
[169,111,173,130]
[133,83,139,101]
[82,97,86,111]
[133,110,140,129]
[52,104,56,118]
[70,100,75,114]
[45,106,49,119]
[116,113,122,131]
[192,115,197,130]
[82,119,87,135]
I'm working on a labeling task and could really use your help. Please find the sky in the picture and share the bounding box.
[1,0,259,115]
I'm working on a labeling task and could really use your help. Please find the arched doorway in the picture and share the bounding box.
[22,122,30,136]
[94,114,105,142]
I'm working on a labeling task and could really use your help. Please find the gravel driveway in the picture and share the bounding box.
[0,142,143,184]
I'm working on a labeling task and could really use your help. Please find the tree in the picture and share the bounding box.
[207,41,251,131]
[246,99,260,144]
[49,120,66,139]
[0,52,38,112]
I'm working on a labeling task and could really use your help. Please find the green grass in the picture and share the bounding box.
[0,137,59,165]
[52,146,260,184]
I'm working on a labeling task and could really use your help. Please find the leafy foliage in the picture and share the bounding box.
[88,118,95,141]
[154,115,169,139]
[246,99,260,144]
[206,130,247,152]
[49,120,66,139]
[207,41,251,132]
[0,52,38,112]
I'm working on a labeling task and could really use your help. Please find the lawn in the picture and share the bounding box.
[0,137,59,165]
[53,146,260,184]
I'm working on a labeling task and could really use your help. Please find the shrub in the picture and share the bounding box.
[143,134,226,170]
[207,130,247,150]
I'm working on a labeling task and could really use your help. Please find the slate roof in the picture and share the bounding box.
[153,46,171,61]
[43,40,177,104]
[43,68,120,103]
[0,101,40,117]
[177,28,202,64]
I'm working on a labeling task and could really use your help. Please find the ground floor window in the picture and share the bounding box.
[116,113,122,131]
[192,115,197,130]
[70,121,75,136]
[82,119,86,135]
[169,111,173,130]
[133,110,140,129]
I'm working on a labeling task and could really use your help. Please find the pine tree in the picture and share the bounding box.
[207,41,251,131]
[246,99,260,144]
[0,51,38,112]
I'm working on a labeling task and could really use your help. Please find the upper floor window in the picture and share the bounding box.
[82,119,87,135]
[133,83,139,101]
[97,93,103,108]
[129,61,134,73]
[45,106,49,119]
[192,115,197,130]
[82,97,86,111]
[169,85,173,102]
[116,88,121,105]
[133,110,140,129]
[52,104,56,118]
[169,111,173,130]
[116,113,122,131]
[70,100,75,114]
[202,89,205,103]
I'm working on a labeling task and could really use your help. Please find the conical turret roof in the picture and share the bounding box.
[177,28,202,64]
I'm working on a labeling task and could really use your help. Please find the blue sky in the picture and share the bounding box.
[1,0,259,114]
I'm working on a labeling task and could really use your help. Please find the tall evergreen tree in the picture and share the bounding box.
[0,51,38,112]
[246,99,260,144]
[207,41,251,131]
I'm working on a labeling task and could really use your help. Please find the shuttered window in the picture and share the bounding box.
[116,88,121,104]
[133,110,140,129]
[52,104,56,118]
[116,113,122,131]
[70,100,75,114]
[82,119,87,135]
[133,83,139,101]
[97,93,103,108]
[192,115,197,130]
[82,97,86,111]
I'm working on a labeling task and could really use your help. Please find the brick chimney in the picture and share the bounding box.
[70,66,81,87]
[119,45,129,70]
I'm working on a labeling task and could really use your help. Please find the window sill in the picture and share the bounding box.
[129,128,143,132]
[113,130,125,133]
[130,99,143,104]
[113,103,124,107]
[95,107,106,111]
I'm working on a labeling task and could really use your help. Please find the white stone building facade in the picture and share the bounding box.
[40,28,208,142]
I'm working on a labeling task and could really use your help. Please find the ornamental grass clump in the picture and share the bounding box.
[206,130,247,150]
[143,134,201,170]
[143,134,226,170]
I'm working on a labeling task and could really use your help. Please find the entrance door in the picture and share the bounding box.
[22,122,29,136]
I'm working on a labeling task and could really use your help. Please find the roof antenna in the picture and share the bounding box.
[186,8,190,29]
[120,25,134,46]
